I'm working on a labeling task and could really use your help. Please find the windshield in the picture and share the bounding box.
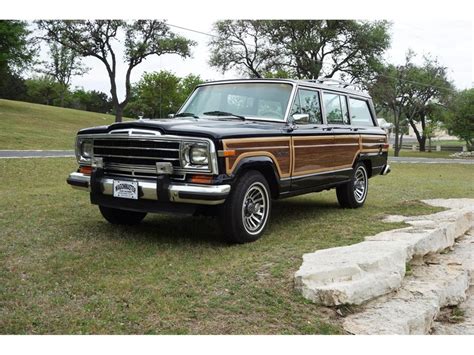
[178,82,293,121]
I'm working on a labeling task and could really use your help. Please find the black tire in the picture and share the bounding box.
[219,170,271,244]
[99,205,147,225]
[336,162,369,209]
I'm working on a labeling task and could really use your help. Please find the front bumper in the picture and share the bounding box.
[67,172,231,205]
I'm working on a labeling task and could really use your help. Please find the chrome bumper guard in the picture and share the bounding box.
[381,164,391,175]
[67,172,231,205]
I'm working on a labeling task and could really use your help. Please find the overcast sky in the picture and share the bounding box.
[36,19,472,100]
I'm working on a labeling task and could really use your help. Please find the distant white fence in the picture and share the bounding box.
[399,144,468,152]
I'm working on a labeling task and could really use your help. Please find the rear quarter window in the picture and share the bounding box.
[349,98,374,127]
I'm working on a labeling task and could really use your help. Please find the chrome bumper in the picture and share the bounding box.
[67,172,231,205]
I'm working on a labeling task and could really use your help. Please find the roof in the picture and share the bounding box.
[197,78,371,98]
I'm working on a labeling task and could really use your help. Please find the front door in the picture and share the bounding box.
[290,89,359,191]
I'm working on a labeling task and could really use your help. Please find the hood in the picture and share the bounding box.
[78,117,289,140]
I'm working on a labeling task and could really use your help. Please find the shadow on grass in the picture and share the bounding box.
[81,196,340,247]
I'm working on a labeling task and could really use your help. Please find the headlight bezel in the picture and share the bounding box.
[75,136,93,164]
[180,142,211,170]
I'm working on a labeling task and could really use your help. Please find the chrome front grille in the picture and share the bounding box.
[92,138,183,180]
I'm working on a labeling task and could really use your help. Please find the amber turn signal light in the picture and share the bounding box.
[189,175,213,184]
[223,150,236,157]
[79,165,93,175]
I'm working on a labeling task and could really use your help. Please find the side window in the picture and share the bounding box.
[289,89,322,124]
[349,98,374,126]
[323,93,349,125]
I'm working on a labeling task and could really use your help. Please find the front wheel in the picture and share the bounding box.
[220,170,271,244]
[336,162,368,208]
[99,205,147,225]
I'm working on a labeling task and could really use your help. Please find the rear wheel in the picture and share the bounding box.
[99,205,147,225]
[220,170,271,244]
[336,162,368,208]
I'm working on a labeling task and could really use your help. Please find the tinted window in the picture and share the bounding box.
[290,89,322,124]
[349,98,374,126]
[323,93,349,124]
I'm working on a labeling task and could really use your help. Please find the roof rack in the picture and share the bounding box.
[304,77,357,90]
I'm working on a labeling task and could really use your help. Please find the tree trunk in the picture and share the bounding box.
[419,136,426,152]
[408,119,427,152]
[392,108,401,157]
[60,90,65,107]
[115,106,123,123]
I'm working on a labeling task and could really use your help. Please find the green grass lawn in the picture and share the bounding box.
[0,99,125,150]
[1,158,473,334]
[388,149,457,158]
[428,139,466,147]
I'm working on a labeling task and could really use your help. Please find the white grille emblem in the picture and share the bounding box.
[109,128,161,136]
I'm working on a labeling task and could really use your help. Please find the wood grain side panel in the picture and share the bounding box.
[292,135,360,176]
[222,134,387,179]
[223,137,292,178]
[360,134,388,153]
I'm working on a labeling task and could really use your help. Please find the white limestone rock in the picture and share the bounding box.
[294,198,474,307]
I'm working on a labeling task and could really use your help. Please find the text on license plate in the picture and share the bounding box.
[113,180,138,200]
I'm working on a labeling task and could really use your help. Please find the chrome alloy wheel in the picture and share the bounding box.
[241,182,269,235]
[353,166,368,203]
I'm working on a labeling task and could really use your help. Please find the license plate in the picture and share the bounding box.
[113,180,138,200]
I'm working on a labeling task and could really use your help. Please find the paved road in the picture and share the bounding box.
[0,150,74,158]
[389,156,474,164]
[1,150,473,165]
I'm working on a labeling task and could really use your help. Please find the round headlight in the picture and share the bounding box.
[190,146,208,165]
[81,140,93,158]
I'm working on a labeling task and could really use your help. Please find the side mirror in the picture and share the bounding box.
[168,113,175,118]
[292,113,309,123]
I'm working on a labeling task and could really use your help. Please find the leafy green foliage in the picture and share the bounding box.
[444,89,474,150]
[209,20,391,82]
[209,20,275,78]
[0,20,35,74]
[23,76,112,113]
[0,20,37,99]
[125,71,204,118]
[38,41,89,107]
[25,75,63,106]
[370,51,453,154]
[69,89,112,114]
[36,20,195,122]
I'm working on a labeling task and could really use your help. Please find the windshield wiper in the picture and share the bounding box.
[203,111,246,120]
[175,112,199,118]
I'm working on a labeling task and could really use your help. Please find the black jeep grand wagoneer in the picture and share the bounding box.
[67,79,390,243]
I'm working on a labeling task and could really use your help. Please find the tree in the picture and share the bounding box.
[370,64,407,156]
[444,89,474,150]
[126,71,181,118]
[37,20,195,122]
[370,51,453,155]
[39,41,89,107]
[209,20,275,78]
[125,71,204,118]
[0,20,36,99]
[70,89,112,113]
[25,75,63,105]
[209,20,390,82]
[178,73,204,103]
[401,53,453,151]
